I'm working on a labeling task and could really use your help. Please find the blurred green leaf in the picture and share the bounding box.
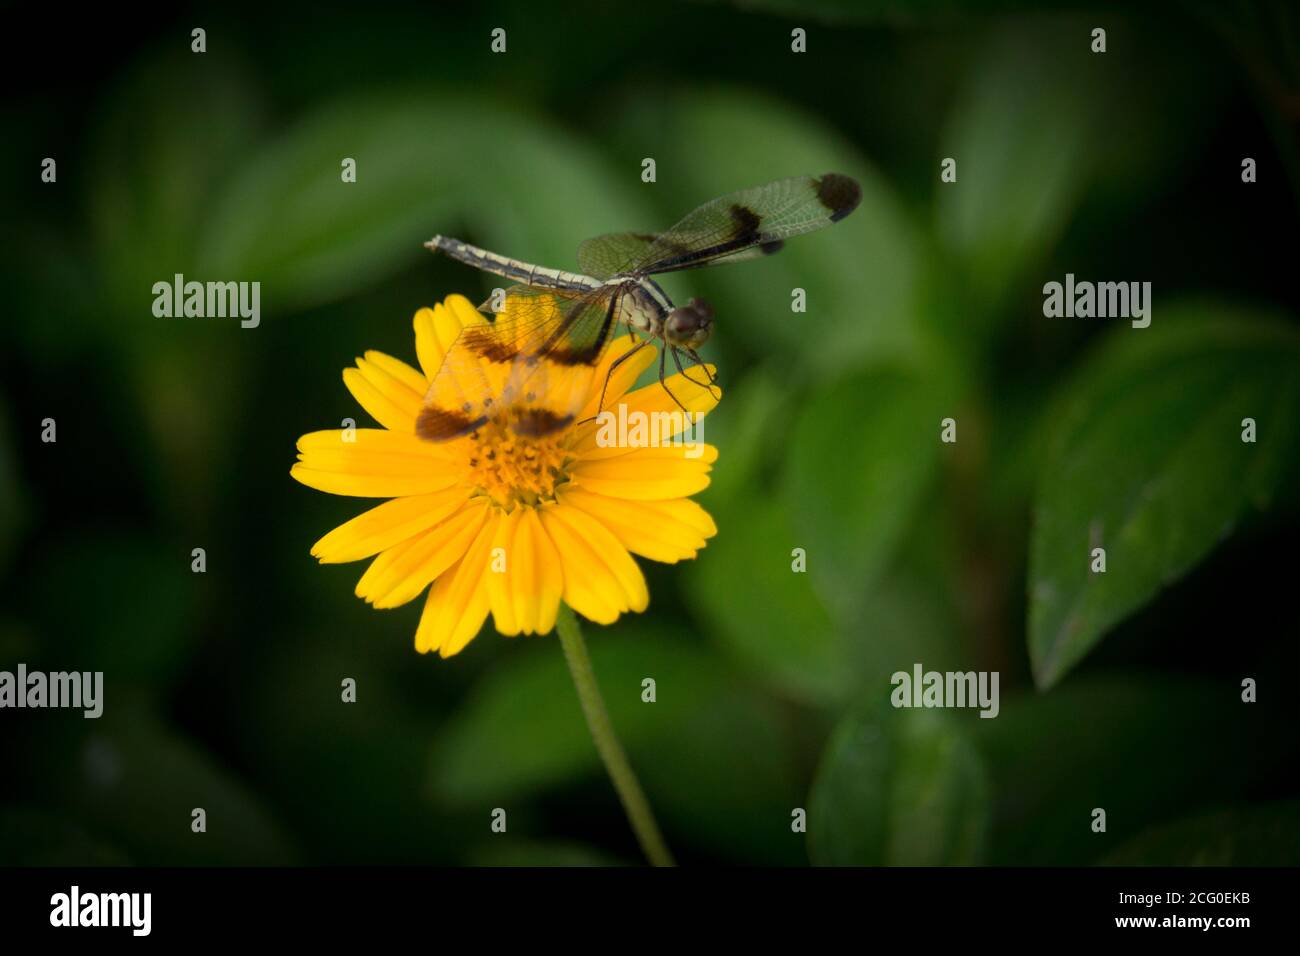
[454,116,649,285]
[29,533,197,687]
[431,622,801,863]
[632,673,803,863]
[432,626,676,802]
[786,365,950,618]
[808,701,990,865]
[82,50,259,525]
[941,31,1092,317]
[686,492,849,705]
[201,93,647,312]
[1102,801,1300,866]
[0,807,129,866]
[467,839,625,867]
[936,17,1218,339]
[130,338,249,525]
[974,677,1298,865]
[695,367,789,502]
[691,360,969,705]
[852,572,970,688]
[0,400,21,575]
[702,0,1056,24]
[89,49,262,317]
[4,226,102,363]
[615,89,925,376]
[685,369,862,706]
[1028,306,1300,687]
[21,698,297,866]
[937,22,1120,325]
[237,633,466,864]
[199,95,460,309]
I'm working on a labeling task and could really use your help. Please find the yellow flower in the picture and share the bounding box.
[291,294,720,657]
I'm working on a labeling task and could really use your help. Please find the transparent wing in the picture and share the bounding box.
[578,230,786,278]
[621,173,862,275]
[577,233,658,279]
[416,285,624,442]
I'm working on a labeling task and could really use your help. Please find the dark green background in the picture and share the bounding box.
[3,0,1299,866]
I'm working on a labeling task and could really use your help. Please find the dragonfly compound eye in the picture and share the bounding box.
[664,298,714,349]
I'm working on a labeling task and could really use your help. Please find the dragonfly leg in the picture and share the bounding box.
[674,347,722,402]
[658,344,691,415]
[655,345,696,416]
[577,336,652,425]
[686,348,718,387]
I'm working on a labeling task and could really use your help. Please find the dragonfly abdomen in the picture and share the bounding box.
[426,236,600,292]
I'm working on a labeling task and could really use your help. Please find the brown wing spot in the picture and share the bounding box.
[548,342,604,366]
[416,406,488,442]
[728,204,763,244]
[510,407,573,437]
[462,327,519,364]
[814,173,862,222]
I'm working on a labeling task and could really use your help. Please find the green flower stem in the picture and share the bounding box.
[555,604,675,867]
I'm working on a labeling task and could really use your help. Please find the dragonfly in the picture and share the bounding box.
[416,172,862,442]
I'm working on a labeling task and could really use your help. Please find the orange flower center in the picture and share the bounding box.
[465,419,568,509]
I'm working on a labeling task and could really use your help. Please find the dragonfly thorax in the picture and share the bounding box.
[608,276,712,349]
[609,277,668,339]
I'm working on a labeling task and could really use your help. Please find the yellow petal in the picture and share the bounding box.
[486,506,563,636]
[343,352,425,433]
[444,293,486,331]
[291,429,462,497]
[363,350,427,396]
[540,501,648,625]
[516,506,563,635]
[569,365,719,458]
[295,428,456,457]
[416,300,473,375]
[485,507,521,636]
[289,466,457,498]
[621,365,720,417]
[342,367,413,433]
[311,486,469,563]
[571,417,717,463]
[568,446,717,500]
[557,486,717,564]
[412,307,443,381]
[573,336,658,422]
[356,499,490,609]
[415,517,497,656]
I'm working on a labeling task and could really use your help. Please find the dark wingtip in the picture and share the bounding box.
[816,173,862,222]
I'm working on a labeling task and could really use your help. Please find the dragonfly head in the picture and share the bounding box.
[664,297,713,350]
